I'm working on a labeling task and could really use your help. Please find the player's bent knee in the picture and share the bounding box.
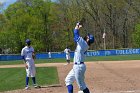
[65,78,72,86]
[26,73,30,77]
[65,79,70,86]
[31,73,35,77]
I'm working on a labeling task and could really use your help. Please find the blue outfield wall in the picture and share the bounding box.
[36,52,74,59]
[0,54,22,61]
[0,48,140,61]
[86,48,140,56]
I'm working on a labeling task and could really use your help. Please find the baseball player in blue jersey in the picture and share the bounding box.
[21,39,38,90]
[65,22,94,93]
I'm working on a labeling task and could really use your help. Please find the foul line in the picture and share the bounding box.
[104,90,140,93]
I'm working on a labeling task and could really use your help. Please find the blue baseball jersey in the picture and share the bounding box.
[73,29,89,64]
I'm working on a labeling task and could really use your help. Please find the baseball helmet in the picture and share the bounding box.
[25,39,31,44]
[88,34,94,44]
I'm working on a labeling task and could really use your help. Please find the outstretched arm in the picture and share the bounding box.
[73,22,82,42]
[74,28,80,42]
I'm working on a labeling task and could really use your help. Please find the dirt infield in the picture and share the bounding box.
[1,60,140,93]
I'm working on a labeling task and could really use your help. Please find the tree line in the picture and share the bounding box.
[0,0,140,54]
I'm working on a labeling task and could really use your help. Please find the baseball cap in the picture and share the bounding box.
[25,39,31,43]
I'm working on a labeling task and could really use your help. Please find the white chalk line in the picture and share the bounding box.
[104,89,140,93]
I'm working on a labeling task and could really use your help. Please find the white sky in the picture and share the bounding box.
[0,0,6,3]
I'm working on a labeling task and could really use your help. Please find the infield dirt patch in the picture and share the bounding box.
[1,60,140,93]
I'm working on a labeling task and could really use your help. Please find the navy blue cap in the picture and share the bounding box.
[25,39,31,43]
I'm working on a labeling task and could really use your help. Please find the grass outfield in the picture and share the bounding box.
[0,67,59,92]
[86,54,140,61]
[0,54,140,65]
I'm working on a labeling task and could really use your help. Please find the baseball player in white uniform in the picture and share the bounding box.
[65,22,94,93]
[48,51,52,59]
[64,47,71,64]
[21,39,38,90]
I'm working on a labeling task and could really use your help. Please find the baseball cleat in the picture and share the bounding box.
[33,84,41,88]
[25,86,29,90]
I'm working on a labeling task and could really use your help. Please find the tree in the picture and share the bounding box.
[1,0,140,53]
[132,24,140,47]
[3,0,55,53]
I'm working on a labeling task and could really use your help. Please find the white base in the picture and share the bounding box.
[78,91,83,93]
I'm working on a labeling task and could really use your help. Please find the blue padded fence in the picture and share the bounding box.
[0,48,140,61]
[0,54,22,61]
[86,48,140,56]
[36,52,74,59]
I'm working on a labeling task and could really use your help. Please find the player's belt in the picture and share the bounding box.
[75,62,84,65]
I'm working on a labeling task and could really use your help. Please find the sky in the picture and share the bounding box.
[0,0,17,9]
[0,0,16,3]
[0,0,56,9]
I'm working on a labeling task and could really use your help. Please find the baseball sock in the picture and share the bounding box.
[68,60,70,63]
[67,84,73,93]
[32,77,36,84]
[26,77,29,87]
[67,60,69,63]
[83,87,90,93]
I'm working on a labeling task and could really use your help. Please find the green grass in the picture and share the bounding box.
[0,54,140,65]
[86,54,140,61]
[0,58,66,65]
[0,67,59,92]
